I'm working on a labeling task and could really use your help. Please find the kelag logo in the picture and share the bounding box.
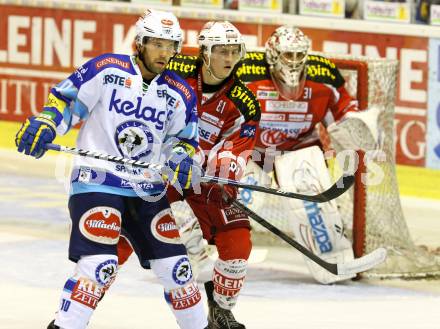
[108,89,166,130]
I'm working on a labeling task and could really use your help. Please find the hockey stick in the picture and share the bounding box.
[202,174,354,203]
[45,143,353,202]
[231,199,387,276]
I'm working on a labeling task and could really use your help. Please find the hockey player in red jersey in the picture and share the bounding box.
[237,26,380,284]
[118,21,260,328]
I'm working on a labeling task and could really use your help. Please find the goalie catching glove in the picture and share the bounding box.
[164,141,202,191]
[327,106,382,152]
[15,114,56,159]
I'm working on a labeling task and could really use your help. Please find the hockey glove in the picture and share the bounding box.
[164,144,202,191]
[15,116,56,159]
[204,183,238,207]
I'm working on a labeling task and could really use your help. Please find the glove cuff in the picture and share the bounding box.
[172,141,195,157]
[35,115,57,134]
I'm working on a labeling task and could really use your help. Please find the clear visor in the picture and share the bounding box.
[144,37,179,53]
[210,44,244,63]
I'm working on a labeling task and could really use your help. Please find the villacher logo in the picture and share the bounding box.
[79,207,121,245]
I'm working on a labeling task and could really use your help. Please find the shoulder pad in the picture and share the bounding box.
[234,51,271,83]
[167,54,200,79]
[306,54,345,88]
[227,79,261,121]
[70,53,136,87]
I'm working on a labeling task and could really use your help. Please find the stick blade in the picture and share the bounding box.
[337,247,387,276]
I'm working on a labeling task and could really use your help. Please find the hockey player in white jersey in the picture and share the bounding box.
[15,9,208,329]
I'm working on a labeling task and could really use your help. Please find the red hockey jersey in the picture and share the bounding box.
[236,52,358,152]
[168,55,261,181]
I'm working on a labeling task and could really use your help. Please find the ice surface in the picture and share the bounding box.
[1,152,439,329]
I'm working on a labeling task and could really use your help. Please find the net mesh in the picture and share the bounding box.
[330,55,440,278]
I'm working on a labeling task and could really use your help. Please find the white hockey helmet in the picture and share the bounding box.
[198,21,246,59]
[135,9,183,53]
[265,26,311,100]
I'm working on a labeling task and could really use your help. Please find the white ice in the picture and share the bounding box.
[1,150,439,329]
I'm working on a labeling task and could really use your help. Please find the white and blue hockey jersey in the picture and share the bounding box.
[42,53,198,197]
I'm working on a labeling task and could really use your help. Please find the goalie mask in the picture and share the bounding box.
[198,21,246,79]
[135,9,183,53]
[265,26,311,100]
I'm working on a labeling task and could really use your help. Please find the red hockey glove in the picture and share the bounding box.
[203,183,238,207]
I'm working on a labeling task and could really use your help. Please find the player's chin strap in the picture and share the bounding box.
[44,143,354,203]
[231,199,387,276]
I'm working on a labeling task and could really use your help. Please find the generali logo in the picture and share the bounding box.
[95,57,130,70]
[151,209,180,244]
[79,207,121,245]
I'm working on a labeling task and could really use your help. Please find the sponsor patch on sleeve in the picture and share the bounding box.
[239,124,257,138]
[164,75,191,100]
[95,57,130,70]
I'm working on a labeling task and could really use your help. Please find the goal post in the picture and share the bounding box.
[329,54,440,278]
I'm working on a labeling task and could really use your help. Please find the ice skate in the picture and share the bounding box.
[205,281,246,329]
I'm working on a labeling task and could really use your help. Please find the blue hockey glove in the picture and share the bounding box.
[15,116,56,159]
[164,144,202,190]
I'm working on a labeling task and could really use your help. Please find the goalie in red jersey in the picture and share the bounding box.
[118,21,261,329]
[236,26,380,284]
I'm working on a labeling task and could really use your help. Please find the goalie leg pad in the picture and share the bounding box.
[150,255,207,329]
[275,146,355,284]
[239,160,275,207]
[54,254,118,329]
[239,160,288,226]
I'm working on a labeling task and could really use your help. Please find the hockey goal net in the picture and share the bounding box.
[244,52,440,279]
[178,47,440,279]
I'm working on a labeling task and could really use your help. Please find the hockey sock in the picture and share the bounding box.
[150,255,208,329]
[54,255,118,329]
[215,228,252,260]
[212,258,247,310]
